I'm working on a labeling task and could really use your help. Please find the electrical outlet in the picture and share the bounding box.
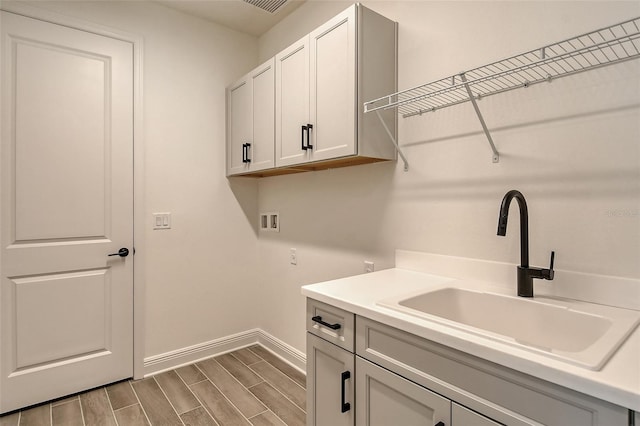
[290,248,297,265]
[364,260,374,273]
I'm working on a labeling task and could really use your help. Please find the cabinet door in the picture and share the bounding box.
[226,75,251,175]
[452,403,501,426]
[307,333,354,426]
[227,60,275,176]
[248,59,275,172]
[356,357,451,426]
[275,36,310,167]
[309,5,357,162]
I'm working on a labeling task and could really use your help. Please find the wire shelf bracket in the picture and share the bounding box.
[375,110,409,171]
[459,73,500,163]
[364,16,640,166]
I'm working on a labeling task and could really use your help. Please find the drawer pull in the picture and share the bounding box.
[301,125,307,151]
[341,371,351,413]
[311,316,341,330]
[245,143,251,163]
[305,123,313,149]
[435,422,445,426]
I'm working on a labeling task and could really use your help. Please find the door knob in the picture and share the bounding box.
[108,248,129,257]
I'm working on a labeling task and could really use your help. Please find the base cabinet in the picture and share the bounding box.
[356,316,629,426]
[306,298,631,426]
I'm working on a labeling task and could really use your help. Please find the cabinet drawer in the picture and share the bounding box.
[307,299,354,352]
[356,316,628,426]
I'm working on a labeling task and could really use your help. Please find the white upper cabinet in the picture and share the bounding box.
[227,4,397,177]
[276,4,397,171]
[226,59,275,176]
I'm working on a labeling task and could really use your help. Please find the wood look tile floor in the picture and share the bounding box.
[0,345,306,426]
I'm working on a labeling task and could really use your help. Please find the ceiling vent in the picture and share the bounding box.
[243,0,289,14]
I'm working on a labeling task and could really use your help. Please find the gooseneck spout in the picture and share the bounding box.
[497,190,555,297]
[497,190,529,268]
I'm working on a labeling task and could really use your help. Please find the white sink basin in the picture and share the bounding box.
[378,286,640,370]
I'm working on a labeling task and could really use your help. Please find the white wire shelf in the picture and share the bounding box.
[364,17,640,118]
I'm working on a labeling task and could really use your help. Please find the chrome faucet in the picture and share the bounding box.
[497,190,555,297]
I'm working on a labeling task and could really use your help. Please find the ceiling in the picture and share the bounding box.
[156,0,306,37]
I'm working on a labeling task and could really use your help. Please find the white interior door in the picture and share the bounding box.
[0,11,134,413]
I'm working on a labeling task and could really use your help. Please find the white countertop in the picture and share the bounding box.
[301,252,640,412]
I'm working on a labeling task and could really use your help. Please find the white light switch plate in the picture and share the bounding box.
[153,213,171,230]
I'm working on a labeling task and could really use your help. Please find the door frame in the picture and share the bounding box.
[0,2,146,380]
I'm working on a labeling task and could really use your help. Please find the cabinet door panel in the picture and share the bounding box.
[227,78,251,175]
[355,357,450,426]
[275,37,310,167]
[249,59,275,171]
[309,5,356,161]
[307,333,354,426]
[453,403,501,426]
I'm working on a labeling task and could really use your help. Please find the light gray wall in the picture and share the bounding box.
[256,1,640,353]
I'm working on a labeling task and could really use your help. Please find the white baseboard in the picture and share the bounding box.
[142,329,306,377]
[256,330,306,373]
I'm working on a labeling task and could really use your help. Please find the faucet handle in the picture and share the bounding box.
[526,251,555,282]
[546,251,555,280]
